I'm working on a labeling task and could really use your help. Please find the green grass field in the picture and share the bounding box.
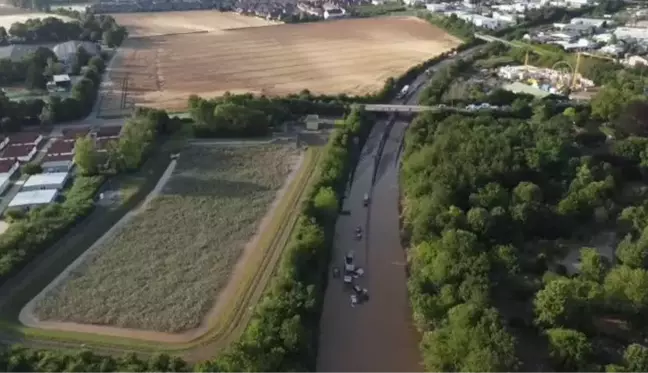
[34,145,300,333]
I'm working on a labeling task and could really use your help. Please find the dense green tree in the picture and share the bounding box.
[546,328,592,371]
[579,247,607,282]
[534,277,601,328]
[74,136,99,175]
[421,303,518,372]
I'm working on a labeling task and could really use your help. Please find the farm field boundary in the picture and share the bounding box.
[0,145,322,359]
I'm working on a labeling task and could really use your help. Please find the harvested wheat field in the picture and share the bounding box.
[33,145,300,333]
[112,10,279,38]
[106,15,460,111]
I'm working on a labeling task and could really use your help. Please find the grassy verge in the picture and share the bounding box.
[0,144,322,358]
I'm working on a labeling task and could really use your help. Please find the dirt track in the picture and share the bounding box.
[105,15,460,111]
[317,117,422,371]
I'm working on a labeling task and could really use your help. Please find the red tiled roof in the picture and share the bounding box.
[8,132,41,145]
[2,144,34,158]
[0,159,17,173]
[47,140,74,155]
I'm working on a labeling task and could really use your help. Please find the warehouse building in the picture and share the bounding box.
[0,159,19,195]
[0,144,38,162]
[22,172,70,192]
[9,189,58,209]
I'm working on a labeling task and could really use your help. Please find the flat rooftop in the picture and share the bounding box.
[9,189,58,207]
[23,172,69,189]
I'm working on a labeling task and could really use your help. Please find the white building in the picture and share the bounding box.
[625,55,648,67]
[447,12,512,30]
[614,27,648,41]
[22,172,70,192]
[492,12,517,24]
[9,189,58,209]
[0,159,19,195]
[570,17,608,28]
[426,3,448,12]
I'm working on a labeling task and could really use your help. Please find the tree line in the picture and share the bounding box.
[402,73,648,370]
[4,12,127,47]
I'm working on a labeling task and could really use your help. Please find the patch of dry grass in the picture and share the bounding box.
[34,145,300,333]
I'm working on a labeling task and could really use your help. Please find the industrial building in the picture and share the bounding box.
[8,189,58,209]
[0,45,41,62]
[22,172,70,192]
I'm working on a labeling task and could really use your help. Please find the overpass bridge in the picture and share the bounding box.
[363,104,439,113]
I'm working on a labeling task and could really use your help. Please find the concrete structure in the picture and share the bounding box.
[22,172,70,192]
[8,189,58,209]
[426,3,448,11]
[41,154,75,173]
[8,133,43,148]
[0,159,19,195]
[0,145,37,162]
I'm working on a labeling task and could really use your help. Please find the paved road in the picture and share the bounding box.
[317,115,421,371]
[316,45,485,372]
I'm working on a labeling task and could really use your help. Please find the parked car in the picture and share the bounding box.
[350,294,358,307]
